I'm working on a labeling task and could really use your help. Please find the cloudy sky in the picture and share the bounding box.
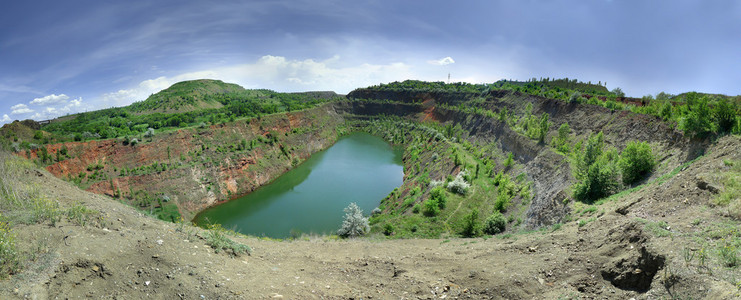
[1,1,739,124]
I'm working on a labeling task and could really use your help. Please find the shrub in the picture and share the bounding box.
[573,150,620,202]
[429,186,447,209]
[0,215,20,278]
[423,199,440,216]
[447,171,470,195]
[551,122,571,153]
[337,202,369,238]
[383,223,395,236]
[483,211,506,235]
[494,192,511,212]
[714,98,737,134]
[538,113,550,143]
[681,97,713,137]
[205,224,251,256]
[461,209,479,237]
[619,141,656,185]
[503,152,514,170]
[412,203,421,214]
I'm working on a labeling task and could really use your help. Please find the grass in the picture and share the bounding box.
[713,159,741,218]
[204,224,252,256]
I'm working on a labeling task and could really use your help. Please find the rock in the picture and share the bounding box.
[696,175,721,194]
[600,246,665,292]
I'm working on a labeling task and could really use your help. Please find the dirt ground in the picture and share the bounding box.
[1,135,740,299]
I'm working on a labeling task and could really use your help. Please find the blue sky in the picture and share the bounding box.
[1,1,740,124]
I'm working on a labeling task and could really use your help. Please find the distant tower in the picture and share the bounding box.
[448,73,450,83]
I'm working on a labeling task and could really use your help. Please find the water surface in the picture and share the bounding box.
[194,132,403,238]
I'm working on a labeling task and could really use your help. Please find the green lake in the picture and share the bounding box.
[193,132,404,238]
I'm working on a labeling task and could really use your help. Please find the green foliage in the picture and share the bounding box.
[503,152,514,170]
[538,113,550,143]
[0,214,20,278]
[681,96,713,137]
[429,186,447,209]
[573,132,620,202]
[714,98,738,134]
[383,223,395,236]
[423,199,440,217]
[205,224,251,256]
[66,202,97,226]
[483,211,506,235]
[337,202,369,238]
[461,209,480,237]
[551,122,571,153]
[619,141,656,185]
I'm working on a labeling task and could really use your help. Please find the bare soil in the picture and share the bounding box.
[1,135,739,299]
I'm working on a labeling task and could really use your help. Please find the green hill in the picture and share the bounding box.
[128,79,248,113]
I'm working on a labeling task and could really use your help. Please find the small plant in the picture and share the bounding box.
[205,224,251,256]
[483,211,506,235]
[503,152,514,170]
[423,199,440,217]
[412,203,421,214]
[461,209,479,237]
[0,215,20,278]
[447,171,470,195]
[383,223,395,236]
[718,239,739,268]
[337,202,369,238]
[682,247,696,264]
[66,202,97,226]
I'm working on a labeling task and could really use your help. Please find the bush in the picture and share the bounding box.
[205,224,251,256]
[423,199,440,216]
[483,211,506,235]
[337,203,369,238]
[429,186,447,209]
[447,171,470,195]
[0,215,20,278]
[619,141,656,185]
[714,99,738,134]
[383,223,395,236]
[573,151,620,202]
[681,97,713,138]
[461,209,479,237]
[573,132,620,202]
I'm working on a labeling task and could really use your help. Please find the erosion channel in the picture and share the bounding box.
[194,132,403,238]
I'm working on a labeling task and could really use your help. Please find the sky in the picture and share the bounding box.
[1,0,740,124]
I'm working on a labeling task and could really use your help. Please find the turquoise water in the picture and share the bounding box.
[193,132,403,238]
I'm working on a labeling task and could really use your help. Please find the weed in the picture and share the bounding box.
[682,247,695,264]
[0,214,20,278]
[66,202,97,226]
[717,239,739,268]
[205,224,251,256]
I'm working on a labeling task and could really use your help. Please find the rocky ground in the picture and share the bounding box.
[0,134,739,299]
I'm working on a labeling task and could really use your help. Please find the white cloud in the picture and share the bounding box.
[30,93,69,105]
[1,114,10,123]
[10,103,33,115]
[97,55,415,108]
[427,56,455,66]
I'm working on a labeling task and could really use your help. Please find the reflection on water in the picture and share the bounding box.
[194,132,403,238]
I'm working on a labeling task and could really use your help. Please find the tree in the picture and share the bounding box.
[714,98,737,134]
[461,209,479,237]
[538,113,550,143]
[611,87,625,98]
[337,203,369,238]
[681,97,713,138]
[619,141,656,185]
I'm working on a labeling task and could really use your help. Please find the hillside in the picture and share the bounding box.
[128,79,247,113]
[1,79,740,298]
[0,134,739,299]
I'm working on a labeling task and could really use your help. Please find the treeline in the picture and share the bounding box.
[40,89,342,143]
